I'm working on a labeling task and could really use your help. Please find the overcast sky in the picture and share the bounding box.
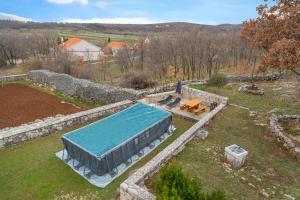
[0,0,266,24]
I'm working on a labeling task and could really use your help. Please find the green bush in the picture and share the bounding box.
[156,164,226,200]
[207,73,227,87]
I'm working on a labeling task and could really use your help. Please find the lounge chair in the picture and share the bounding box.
[158,95,173,105]
[167,98,181,108]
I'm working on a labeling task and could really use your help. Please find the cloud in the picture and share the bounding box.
[61,17,160,24]
[96,1,108,9]
[0,12,32,22]
[48,0,88,5]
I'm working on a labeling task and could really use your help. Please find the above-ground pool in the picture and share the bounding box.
[62,103,172,176]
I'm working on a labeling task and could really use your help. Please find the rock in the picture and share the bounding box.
[294,147,300,158]
[268,108,281,114]
[248,182,256,189]
[195,130,208,140]
[261,191,270,198]
[284,194,296,200]
[249,111,258,117]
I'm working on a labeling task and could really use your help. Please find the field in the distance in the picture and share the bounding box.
[59,31,143,46]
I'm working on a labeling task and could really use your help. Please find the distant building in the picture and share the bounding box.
[100,46,113,56]
[61,38,101,61]
[107,42,128,55]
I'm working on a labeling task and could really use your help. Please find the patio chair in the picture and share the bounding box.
[158,95,173,105]
[167,98,181,108]
[210,102,218,111]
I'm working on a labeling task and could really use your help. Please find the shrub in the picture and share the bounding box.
[156,164,226,200]
[121,73,156,89]
[207,73,227,87]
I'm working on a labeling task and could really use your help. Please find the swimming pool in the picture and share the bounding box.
[62,103,172,176]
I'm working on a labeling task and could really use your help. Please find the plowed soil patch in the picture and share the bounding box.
[0,84,84,128]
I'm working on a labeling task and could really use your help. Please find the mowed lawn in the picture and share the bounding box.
[0,115,194,200]
[147,79,300,199]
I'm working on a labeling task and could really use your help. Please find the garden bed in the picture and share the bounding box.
[0,84,84,129]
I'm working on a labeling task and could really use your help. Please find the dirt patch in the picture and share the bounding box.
[0,84,84,128]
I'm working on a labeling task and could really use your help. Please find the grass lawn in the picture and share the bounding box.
[147,80,300,199]
[0,115,194,200]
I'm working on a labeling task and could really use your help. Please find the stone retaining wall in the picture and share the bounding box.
[0,74,28,82]
[0,100,133,148]
[141,80,206,95]
[182,86,228,104]
[269,114,300,159]
[28,70,141,103]
[120,99,228,200]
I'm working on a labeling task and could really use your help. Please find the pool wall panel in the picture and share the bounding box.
[62,110,171,176]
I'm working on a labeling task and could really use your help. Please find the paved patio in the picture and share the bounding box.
[139,91,209,121]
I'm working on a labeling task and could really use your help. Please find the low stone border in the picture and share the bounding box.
[0,74,28,83]
[227,73,282,83]
[269,114,300,159]
[0,100,133,148]
[239,84,265,95]
[120,99,227,200]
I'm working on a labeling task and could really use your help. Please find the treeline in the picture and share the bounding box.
[116,29,260,80]
[0,20,240,34]
[0,31,59,66]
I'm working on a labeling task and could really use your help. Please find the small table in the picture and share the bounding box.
[181,99,201,112]
[185,99,201,108]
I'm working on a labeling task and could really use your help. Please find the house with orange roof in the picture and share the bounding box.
[61,37,101,61]
[107,41,128,55]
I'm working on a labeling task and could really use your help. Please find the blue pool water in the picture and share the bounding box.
[63,103,171,157]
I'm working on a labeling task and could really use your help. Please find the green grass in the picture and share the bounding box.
[59,32,142,47]
[0,115,194,200]
[147,80,300,199]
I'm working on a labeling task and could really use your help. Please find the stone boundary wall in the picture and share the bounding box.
[226,73,282,83]
[120,99,228,200]
[269,114,300,159]
[0,74,28,82]
[182,86,228,104]
[28,70,141,103]
[141,80,206,95]
[0,100,133,148]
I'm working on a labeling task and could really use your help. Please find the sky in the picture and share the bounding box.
[0,0,266,25]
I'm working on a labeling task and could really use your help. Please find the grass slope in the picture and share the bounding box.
[147,80,300,199]
[0,115,194,200]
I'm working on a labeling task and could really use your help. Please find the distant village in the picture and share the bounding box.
[61,36,150,61]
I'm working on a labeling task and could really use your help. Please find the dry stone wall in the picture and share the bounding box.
[270,114,300,159]
[0,100,133,148]
[120,97,228,200]
[182,86,228,104]
[226,73,282,83]
[28,70,141,103]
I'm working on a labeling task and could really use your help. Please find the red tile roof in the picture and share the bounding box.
[107,41,128,49]
[63,38,81,48]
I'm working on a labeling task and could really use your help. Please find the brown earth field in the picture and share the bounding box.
[0,84,84,129]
